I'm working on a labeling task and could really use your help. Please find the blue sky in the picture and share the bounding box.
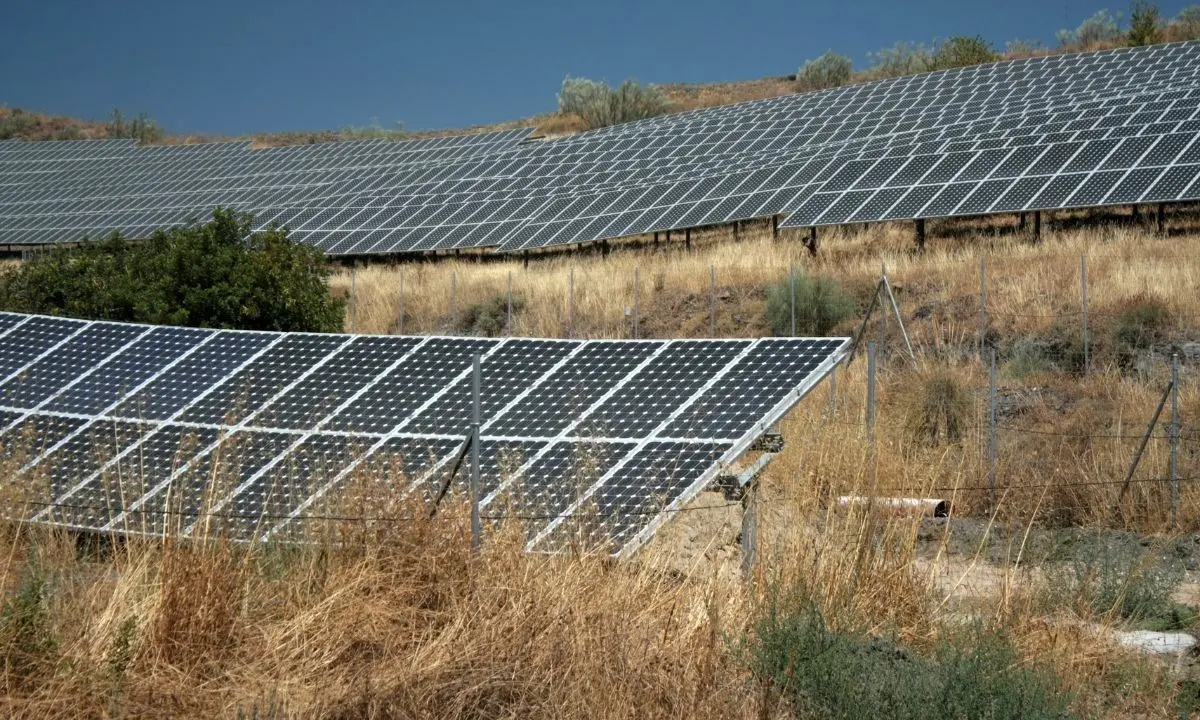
[1,0,1195,135]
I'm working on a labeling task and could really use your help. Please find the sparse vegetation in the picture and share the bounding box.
[795,50,854,91]
[458,293,526,336]
[1129,0,1164,45]
[104,108,164,144]
[1057,9,1124,47]
[557,76,671,130]
[898,368,969,446]
[765,266,856,336]
[866,42,936,79]
[933,35,998,69]
[750,596,1074,720]
[0,208,344,332]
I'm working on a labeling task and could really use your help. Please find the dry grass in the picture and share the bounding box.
[1,215,1199,716]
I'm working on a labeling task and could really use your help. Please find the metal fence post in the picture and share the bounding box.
[349,266,358,333]
[710,265,716,336]
[397,269,405,335]
[988,348,998,510]
[979,255,987,362]
[633,266,640,339]
[471,353,482,554]
[1081,253,1089,375]
[451,271,458,332]
[1172,353,1180,529]
[789,266,796,336]
[506,270,513,336]
[568,267,575,338]
[828,365,837,417]
[866,341,876,434]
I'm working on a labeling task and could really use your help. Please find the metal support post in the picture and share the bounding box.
[1157,203,1166,236]
[988,348,998,510]
[349,266,358,333]
[568,267,575,338]
[505,270,513,336]
[979,255,987,362]
[772,215,779,240]
[451,271,458,332]
[397,269,405,335]
[740,479,758,579]
[789,266,796,336]
[470,353,482,554]
[709,265,716,336]
[1081,254,1089,375]
[1171,353,1180,529]
[807,227,818,255]
[1033,210,1042,240]
[828,365,837,417]
[915,218,926,251]
[685,228,692,250]
[633,266,640,339]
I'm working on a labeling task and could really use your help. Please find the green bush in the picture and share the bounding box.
[796,51,853,91]
[933,36,998,69]
[1007,324,1089,377]
[1129,0,1163,44]
[1,573,58,686]
[749,597,1073,720]
[1110,294,1171,367]
[765,267,855,336]
[557,77,670,130]
[0,108,40,141]
[1049,537,1185,623]
[104,109,164,144]
[1173,5,1200,39]
[0,209,344,332]
[458,294,526,337]
[1058,9,1123,46]
[866,42,935,79]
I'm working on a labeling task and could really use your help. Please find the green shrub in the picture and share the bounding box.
[1049,537,1185,623]
[557,77,670,130]
[933,36,998,69]
[104,109,164,144]
[1,573,58,685]
[1058,9,1123,46]
[0,108,39,141]
[1110,294,1171,367]
[1129,0,1163,44]
[796,51,853,91]
[1007,325,1089,377]
[867,42,935,78]
[765,267,855,336]
[0,209,344,332]
[458,294,526,337]
[749,596,1073,720]
[1173,5,1200,39]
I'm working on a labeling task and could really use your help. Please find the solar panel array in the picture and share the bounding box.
[3,41,1200,255]
[0,312,846,554]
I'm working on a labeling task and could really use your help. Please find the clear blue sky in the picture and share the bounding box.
[1,0,1195,135]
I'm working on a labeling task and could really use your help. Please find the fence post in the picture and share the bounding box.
[979,255,988,362]
[568,267,575,338]
[506,270,513,336]
[988,348,998,510]
[866,341,876,434]
[789,266,796,336]
[828,365,837,417]
[451,271,458,333]
[741,479,758,579]
[710,265,716,336]
[633,266,640,339]
[880,263,888,343]
[1081,254,1089,375]
[470,353,482,555]
[1172,353,1180,529]
[349,266,358,333]
[398,269,405,335]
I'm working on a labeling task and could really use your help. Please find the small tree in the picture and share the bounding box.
[866,42,935,79]
[105,109,164,144]
[796,51,853,91]
[1128,0,1163,45]
[0,209,344,332]
[1057,9,1123,46]
[1173,5,1200,40]
[556,77,669,130]
[933,36,997,70]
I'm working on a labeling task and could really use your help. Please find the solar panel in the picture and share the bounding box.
[0,312,846,555]
[2,43,1199,253]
